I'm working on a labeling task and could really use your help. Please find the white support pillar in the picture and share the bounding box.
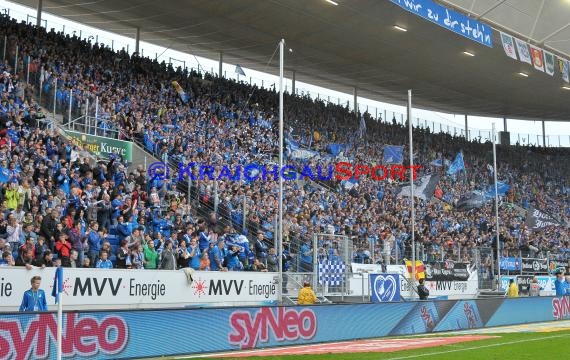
[542,120,546,147]
[135,27,140,54]
[218,52,223,78]
[36,0,43,28]
[292,70,296,95]
[353,87,358,118]
[464,114,468,140]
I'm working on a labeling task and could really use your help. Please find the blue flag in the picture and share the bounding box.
[447,152,465,175]
[383,145,404,164]
[485,181,511,199]
[52,266,63,304]
[235,64,246,76]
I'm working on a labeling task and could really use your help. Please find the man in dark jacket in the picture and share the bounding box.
[417,278,430,300]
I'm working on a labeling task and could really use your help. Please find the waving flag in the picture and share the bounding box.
[235,64,246,76]
[447,152,465,175]
[404,259,425,280]
[52,266,63,304]
[383,145,404,164]
[171,81,189,104]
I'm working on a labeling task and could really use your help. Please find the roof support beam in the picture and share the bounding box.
[135,27,140,54]
[475,0,506,20]
[528,0,546,42]
[539,22,570,44]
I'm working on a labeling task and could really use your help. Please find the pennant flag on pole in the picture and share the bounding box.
[52,266,63,304]
[235,64,246,76]
[563,60,570,83]
[500,32,517,60]
[514,38,532,64]
[544,51,555,76]
[447,152,465,175]
[529,45,545,72]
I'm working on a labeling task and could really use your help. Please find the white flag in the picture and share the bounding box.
[500,32,517,60]
[514,38,532,64]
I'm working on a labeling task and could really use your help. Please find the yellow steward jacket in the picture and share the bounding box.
[297,286,317,305]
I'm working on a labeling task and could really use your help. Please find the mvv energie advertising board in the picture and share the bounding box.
[0,268,278,311]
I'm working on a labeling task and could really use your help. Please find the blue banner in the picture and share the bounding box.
[383,145,404,164]
[390,0,493,47]
[500,257,520,271]
[370,274,401,302]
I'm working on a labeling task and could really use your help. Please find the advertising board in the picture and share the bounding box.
[0,268,278,311]
[2,297,569,359]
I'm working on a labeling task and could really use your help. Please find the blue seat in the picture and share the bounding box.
[107,235,120,246]
[110,245,118,255]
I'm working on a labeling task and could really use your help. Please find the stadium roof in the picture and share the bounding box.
[13,0,570,122]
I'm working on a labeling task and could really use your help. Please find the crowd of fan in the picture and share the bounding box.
[0,15,568,275]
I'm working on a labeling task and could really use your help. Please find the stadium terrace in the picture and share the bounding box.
[147,162,422,182]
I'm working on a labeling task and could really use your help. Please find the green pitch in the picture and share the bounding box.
[194,330,570,360]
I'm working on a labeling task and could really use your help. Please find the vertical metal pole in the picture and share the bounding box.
[135,27,140,54]
[492,123,500,291]
[219,52,223,78]
[242,195,247,233]
[464,114,468,141]
[52,77,57,123]
[542,121,546,147]
[95,96,99,121]
[292,70,296,95]
[56,292,62,360]
[36,0,43,28]
[408,89,416,297]
[14,45,18,74]
[68,89,72,124]
[26,56,30,84]
[278,39,285,305]
[213,181,219,213]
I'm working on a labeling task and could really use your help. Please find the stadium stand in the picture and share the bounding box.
[0,14,568,287]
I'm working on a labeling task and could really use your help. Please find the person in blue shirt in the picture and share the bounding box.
[96,251,113,269]
[87,221,102,266]
[554,268,569,296]
[19,276,48,312]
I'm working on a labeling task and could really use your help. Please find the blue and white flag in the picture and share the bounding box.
[52,266,63,304]
[430,159,443,167]
[485,181,510,199]
[235,64,246,76]
[447,152,465,175]
[383,145,404,164]
[358,115,366,139]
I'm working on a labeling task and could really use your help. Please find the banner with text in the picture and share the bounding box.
[389,0,493,47]
[60,129,133,162]
[0,267,278,311]
[2,297,569,359]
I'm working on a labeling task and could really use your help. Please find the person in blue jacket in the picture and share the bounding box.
[554,268,569,297]
[19,276,48,312]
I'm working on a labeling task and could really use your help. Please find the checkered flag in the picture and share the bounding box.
[318,260,346,286]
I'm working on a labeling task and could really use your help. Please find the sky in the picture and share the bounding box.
[2,0,569,147]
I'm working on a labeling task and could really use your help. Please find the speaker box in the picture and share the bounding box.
[499,131,510,146]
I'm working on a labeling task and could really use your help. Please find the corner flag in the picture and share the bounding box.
[52,266,63,304]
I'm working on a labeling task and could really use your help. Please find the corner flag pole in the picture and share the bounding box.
[408,89,416,296]
[52,266,63,360]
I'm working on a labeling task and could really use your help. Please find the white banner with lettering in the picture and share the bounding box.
[0,268,279,311]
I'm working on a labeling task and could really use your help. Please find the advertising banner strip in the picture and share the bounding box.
[0,268,278,311]
[2,297,570,360]
[389,0,493,47]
